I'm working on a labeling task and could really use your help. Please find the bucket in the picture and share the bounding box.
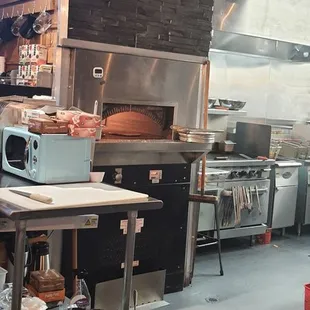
[0,267,7,291]
[305,284,310,310]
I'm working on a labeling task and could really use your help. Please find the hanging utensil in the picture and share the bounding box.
[11,5,27,37]
[33,1,52,34]
[19,1,37,39]
[255,185,262,215]
[133,289,138,310]
[0,7,16,43]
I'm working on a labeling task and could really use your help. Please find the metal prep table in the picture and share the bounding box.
[0,183,162,310]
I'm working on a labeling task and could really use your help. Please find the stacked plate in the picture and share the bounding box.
[171,126,215,144]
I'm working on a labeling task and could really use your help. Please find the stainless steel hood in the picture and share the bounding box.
[212,0,310,61]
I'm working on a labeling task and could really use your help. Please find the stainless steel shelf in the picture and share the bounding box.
[208,109,247,116]
[0,215,98,232]
[214,224,267,239]
[94,140,214,165]
[59,38,207,64]
[95,140,213,153]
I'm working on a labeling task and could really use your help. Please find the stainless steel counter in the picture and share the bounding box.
[94,140,214,166]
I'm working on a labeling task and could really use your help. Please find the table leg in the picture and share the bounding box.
[12,220,27,310]
[121,210,137,310]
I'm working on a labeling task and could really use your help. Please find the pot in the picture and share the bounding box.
[0,18,15,42]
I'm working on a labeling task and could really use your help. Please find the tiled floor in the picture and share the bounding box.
[163,232,310,310]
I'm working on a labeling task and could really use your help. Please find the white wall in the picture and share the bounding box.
[209,50,310,121]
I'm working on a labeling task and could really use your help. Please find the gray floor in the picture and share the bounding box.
[163,233,310,310]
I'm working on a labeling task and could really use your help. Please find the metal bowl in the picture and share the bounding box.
[219,99,246,110]
[208,98,217,109]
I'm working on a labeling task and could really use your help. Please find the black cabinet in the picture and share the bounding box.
[62,164,191,297]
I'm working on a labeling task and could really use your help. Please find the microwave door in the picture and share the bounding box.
[5,135,27,171]
[24,137,34,179]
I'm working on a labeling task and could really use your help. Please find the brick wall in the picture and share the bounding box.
[68,0,214,56]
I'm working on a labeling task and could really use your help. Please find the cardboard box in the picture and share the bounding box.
[22,109,48,124]
[27,284,65,303]
[39,64,53,73]
[57,110,101,128]
[68,125,97,137]
[19,45,30,64]
[19,45,47,66]
[28,118,68,134]
[30,270,64,293]
[29,44,47,65]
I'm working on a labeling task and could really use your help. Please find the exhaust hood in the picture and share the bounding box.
[212,0,310,61]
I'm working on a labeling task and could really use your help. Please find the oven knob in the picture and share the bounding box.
[113,168,123,184]
[231,171,238,179]
[115,173,122,183]
[238,171,248,178]
[33,140,38,150]
[249,170,257,178]
[33,156,37,165]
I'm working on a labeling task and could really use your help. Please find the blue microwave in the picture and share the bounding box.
[2,127,91,184]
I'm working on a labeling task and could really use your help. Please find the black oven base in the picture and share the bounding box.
[61,163,191,298]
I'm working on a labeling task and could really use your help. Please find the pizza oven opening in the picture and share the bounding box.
[101,102,175,140]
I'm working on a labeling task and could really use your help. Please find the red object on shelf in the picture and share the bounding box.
[256,229,272,244]
[304,284,310,310]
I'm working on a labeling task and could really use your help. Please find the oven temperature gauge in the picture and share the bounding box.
[93,67,104,79]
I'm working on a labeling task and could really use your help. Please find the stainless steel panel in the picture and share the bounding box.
[206,160,274,168]
[214,224,267,240]
[209,50,310,122]
[70,50,202,128]
[275,167,299,187]
[209,50,270,119]
[295,165,307,226]
[93,141,213,166]
[95,270,165,310]
[212,31,309,61]
[272,186,298,229]
[304,187,310,225]
[61,38,207,64]
[198,179,270,232]
[213,0,310,46]
[235,122,271,158]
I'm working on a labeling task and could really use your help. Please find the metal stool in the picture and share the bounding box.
[189,194,224,276]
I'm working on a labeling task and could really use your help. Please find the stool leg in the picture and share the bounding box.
[214,201,224,276]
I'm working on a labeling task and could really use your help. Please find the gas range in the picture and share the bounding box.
[198,153,275,240]
[202,153,275,183]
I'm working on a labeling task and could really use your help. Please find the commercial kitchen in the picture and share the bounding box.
[0,0,310,309]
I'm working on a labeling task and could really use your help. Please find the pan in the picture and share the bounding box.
[0,18,15,43]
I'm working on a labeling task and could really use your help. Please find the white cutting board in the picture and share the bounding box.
[0,183,149,211]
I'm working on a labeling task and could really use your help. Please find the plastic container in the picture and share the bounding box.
[0,267,7,291]
[305,283,310,310]
[70,269,91,310]
[256,229,272,245]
